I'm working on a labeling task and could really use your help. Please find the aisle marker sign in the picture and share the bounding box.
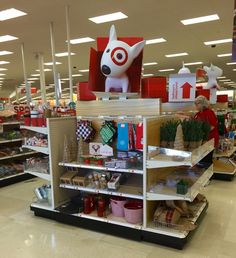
[168,73,196,102]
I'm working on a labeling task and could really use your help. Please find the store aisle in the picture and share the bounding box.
[0,178,236,258]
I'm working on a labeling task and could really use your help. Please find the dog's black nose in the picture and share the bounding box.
[102,65,111,75]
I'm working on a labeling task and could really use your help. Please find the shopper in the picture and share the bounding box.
[194,95,219,148]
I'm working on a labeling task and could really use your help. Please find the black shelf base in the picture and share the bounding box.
[211,172,235,181]
[0,173,35,187]
[30,202,208,250]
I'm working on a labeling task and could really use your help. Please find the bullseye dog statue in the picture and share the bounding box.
[100,25,146,93]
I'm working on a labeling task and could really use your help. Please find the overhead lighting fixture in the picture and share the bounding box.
[204,38,232,45]
[158,68,175,72]
[69,37,95,45]
[36,69,52,72]
[61,78,70,81]
[146,38,166,45]
[0,8,27,21]
[0,73,5,76]
[227,62,236,65]
[0,35,18,43]
[89,12,128,24]
[181,14,219,25]
[0,68,7,71]
[31,74,40,77]
[165,52,188,58]
[219,79,231,82]
[44,62,62,66]
[225,82,235,85]
[217,76,226,79]
[79,69,89,72]
[0,61,9,65]
[55,52,76,57]
[142,73,154,77]
[0,77,5,80]
[28,77,39,80]
[217,53,232,57]
[0,50,13,56]
[184,62,203,66]
[143,62,158,66]
[72,74,83,77]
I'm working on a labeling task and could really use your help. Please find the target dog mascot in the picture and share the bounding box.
[101,25,146,93]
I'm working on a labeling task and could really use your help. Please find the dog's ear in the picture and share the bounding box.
[130,40,146,59]
[109,25,117,42]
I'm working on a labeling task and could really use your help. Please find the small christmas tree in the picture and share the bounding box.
[174,124,184,151]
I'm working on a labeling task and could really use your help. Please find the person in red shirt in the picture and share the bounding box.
[194,95,219,148]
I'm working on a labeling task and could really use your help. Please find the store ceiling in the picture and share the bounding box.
[0,0,235,98]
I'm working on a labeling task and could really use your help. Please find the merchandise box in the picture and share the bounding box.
[217,94,228,103]
[196,89,210,100]
[88,37,144,93]
[77,82,96,101]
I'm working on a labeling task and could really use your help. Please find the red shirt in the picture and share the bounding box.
[194,108,219,147]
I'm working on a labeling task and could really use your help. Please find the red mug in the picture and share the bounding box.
[24,117,31,126]
[37,117,44,127]
[31,117,38,127]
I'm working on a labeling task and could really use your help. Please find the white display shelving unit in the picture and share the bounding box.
[29,100,213,249]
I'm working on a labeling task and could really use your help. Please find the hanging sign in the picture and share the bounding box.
[168,73,196,102]
[20,87,37,94]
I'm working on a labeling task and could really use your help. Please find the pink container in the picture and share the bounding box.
[124,201,143,224]
[110,197,127,217]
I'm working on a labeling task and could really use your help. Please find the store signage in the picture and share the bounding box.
[100,145,113,156]
[168,73,196,102]
[89,142,103,155]
[20,87,37,94]
[13,105,33,113]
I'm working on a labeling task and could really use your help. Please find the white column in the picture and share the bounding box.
[21,43,31,104]
[38,53,47,104]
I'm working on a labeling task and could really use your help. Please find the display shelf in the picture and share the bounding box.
[147,139,214,169]
[0,172,24,181]
[145,200,207,238]
[20,125,48,135]
[25,170,51,181]
[58,162,143,175]
[146,165,213,202]
[213,147,236,158]
[30,201,53,211]
[60,183,143,200]
[72,210,142,230]
[22,145,49,155]
[0,172,35,187]
[0,138,23,144]
[1,121,20,126]
[0,151,37,161]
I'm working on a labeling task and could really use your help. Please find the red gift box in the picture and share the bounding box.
[77,82,96,101]
[196,89,210,100]
[217,95,228,103]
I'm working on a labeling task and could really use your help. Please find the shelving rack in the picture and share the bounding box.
[0,121,36,187]
[29,99,213,249]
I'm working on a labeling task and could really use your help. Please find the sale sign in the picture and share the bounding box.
[168,73,196,102]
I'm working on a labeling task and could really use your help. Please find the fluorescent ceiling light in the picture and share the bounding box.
[0,8,26,21]
[158,68,175,72]
[204,38,232,45]
[0,73,5,76]
[79,69,89,72]
[0,35,18,43]
[0,61,9,65]
[146,38,166,45]
[217,53,232,57]
[0,50,13,56]
[217,76,226,79]
[184,61,203,66]
[36,69,52,72]
[143,62,158,66]
[55,52,76,57]
[44,62,62,66]
[0,68,7,71]
[31,74,40,77]
[142,74,154,77]
[28,77,39,80]
[219,79,231,82]
[89,12,128,24]
[72,74,83,77]
[225,82,235,85]
[227,62,236,65]
[0,77,5,80]
[69,37,95,44]
[165,52,188,58]
[181,14,219,25]
[61,78,70,81]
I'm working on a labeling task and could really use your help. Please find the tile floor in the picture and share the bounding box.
[0,177,236,258]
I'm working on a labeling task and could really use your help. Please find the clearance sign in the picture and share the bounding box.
[168,73,196,102]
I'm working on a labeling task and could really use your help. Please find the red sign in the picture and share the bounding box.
[20,87,37,94]
[181,82,193,99]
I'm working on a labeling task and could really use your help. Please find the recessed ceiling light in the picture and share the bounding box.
[31,74,40,77]
[55,52,76,57]
[79,69,89,72]
[89,12,128,24]
[143,62,158,66]
[227,62,236,65]
[184,62,203,66]
[219,79,231,82]
[44,62,62,66]
[0,68,7,71]
[146,38,166,45]
[0,61,9,65]
[0,51,13,56]
[69,37,95,44]
[217,76,226,79]
[158,68,175,72]
[142,73,154,77]
[217,53,232,57]
[0,77,5,79]
[0,35,18,43]
[181,14,219,25]
[72,74,83,77]
[204,38,232,45]
[36,69,52,72]
[28,77,39,80]
[165,52,188,58]
[0,73,6,76]
[224,82,235,84]
[61,78,70,81]
[0,8,27,21]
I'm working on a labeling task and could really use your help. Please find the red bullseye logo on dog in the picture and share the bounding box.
[111,47,128,66]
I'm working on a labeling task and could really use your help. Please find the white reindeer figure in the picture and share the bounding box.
[100,25,145,93]
[203,64,223,90]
